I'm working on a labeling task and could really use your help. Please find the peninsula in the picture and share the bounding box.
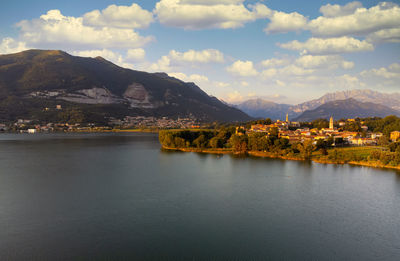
[159,116,400,170]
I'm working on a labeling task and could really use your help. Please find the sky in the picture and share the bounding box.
[0,0,399,104]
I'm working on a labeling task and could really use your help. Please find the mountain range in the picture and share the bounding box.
[237,89,400,121]
[1,49,398,124]
[0,49,251,123]
[294,98,400,122]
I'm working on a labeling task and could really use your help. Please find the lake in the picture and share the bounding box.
[0,133,399,260]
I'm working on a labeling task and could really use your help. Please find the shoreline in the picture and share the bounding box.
[162,146,400,171]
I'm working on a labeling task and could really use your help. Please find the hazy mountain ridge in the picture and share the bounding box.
[0,49,251,122]
[235,99,292,120]
[294,98,400,122]
[291,89,400,113]
[237,89,400,120]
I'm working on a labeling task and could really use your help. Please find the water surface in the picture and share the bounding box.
[0,133,399,260]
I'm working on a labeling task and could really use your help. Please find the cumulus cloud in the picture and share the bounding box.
[309,2,400,37]
[126,48,146,61]
[169,72,209,83]
[226,60,258,76]
[0,37,29,54]
[366,28,400,43]
[168,49,224,63]
[240,81,249,86]
[279,36,374,55]
[215,81,230,88]
[319,1,363,18]
[261,58,290,67]
[279,64,314,76]
[148,56,172,72]
[360,63,400,79]
[260,68,277,78]
[148,48,225,72]
[16,9,153,50]
[154,0,270,29]
[180,0,244,4]
[226,90,244,103]
[275,80,286,87]
[72,49,123,63]
[82,3,153,29]
[264,11,308,34]
[295,55,354,69]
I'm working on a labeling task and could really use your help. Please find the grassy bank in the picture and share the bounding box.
[162,145,400,171]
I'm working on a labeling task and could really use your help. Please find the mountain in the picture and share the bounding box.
[0,49,251,123]
[294,98,400,122]
[290,89,400,114]
[235,99,291,120]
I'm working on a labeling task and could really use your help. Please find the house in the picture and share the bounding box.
[351,138,376,146]
[390,131,400,142]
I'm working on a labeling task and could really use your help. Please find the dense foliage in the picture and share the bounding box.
[160,128,311,159]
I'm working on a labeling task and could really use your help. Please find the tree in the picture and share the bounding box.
[297,140,314,159]
[229,134,248,154]
[193,135,207,149]
[209,137,223,149]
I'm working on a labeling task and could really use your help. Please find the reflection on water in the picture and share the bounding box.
[0,133,399,260]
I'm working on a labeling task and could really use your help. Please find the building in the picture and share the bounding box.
[390,131,400,142]
[27,129,37,134]
[351,138,377,146]
[56,105,62,110]
[329,116,334,130]
[286,113,289,122]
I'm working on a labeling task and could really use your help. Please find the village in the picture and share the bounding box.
[245,114,400,146]
[0,115,200,133]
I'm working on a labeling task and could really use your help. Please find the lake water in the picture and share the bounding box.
[0,133,399,260]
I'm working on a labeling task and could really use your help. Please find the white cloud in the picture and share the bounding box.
[83,3,153,29]
[264,11,308,34]
[148,56,172,72]
[360,63,400,79]
[366,28,400,43]
[260,68,277,78]
[215,81,230,87]
[309,2,400,37]
[275,80,286,87]
[226,90,244,103]
[169,72,209,83]
[72,49,122,63]
[148,48,225,72]
[126,48,146,61]
[180,0,244,4]
[319,1,363,18]
[295,55,354,69]
[279,64,314,76]
[168,49,224,63]
[261,58,290,67]
[16,9,153,50]
[154,0,270,29]
[334,74,364,89]
[240,81,249,86]
[226,60,258,76]
[0,37,29,54]
[279,36,374,55]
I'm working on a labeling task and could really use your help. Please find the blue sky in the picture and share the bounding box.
[1,0,399,104]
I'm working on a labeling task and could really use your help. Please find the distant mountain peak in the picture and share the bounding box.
[294,98,400,122]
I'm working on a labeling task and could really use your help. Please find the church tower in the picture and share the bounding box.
[286,113,289,122]
[329,116,334,129]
